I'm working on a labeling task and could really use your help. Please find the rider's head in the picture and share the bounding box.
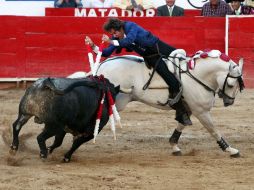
[103,18,125,39]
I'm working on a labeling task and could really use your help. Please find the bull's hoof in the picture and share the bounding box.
[172,151,182,156]
[62,157,70,163]
[47,147,53,154]
[230,152,240,158]
[40,157,47,162]
[9,149,17,156]
[10,144,18,150]
[40,153,47,159]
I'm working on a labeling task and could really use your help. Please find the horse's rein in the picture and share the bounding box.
[166,56,216,96]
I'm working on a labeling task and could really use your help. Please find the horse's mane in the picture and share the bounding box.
[101,55,144,64]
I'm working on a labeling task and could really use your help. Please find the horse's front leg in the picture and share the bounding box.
[169,123,186,156]
[196,112,240,157]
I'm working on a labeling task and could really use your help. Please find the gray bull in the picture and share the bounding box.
[10,77,119,162]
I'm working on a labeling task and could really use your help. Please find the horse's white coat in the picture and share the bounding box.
[69,53,243,156]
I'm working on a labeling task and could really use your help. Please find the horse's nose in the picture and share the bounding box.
[223,98,234,107]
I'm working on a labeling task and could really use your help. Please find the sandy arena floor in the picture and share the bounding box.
[0,89,253,190]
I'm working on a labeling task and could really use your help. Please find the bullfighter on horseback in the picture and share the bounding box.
[85,17,192,126]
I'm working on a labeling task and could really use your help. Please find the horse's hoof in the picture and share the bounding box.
[9,149,17,156]
[230,152,240,158]
[172,151,182,156]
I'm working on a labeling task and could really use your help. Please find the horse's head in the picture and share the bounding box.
[218,58,245,106]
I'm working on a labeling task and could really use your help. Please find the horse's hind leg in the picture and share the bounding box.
[169,123,186,156]
[196,112,240,157]
[10,114,31,153]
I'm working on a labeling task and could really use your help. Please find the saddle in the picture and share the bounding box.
[166,49,188,106]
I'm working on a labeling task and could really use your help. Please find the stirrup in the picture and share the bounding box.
[168,86,183,106]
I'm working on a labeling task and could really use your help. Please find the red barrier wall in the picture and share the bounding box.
[228,17,254,88]
[0,15,253,87]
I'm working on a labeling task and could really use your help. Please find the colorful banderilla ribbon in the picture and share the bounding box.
[86,39,121,143]
[86,42,105,76]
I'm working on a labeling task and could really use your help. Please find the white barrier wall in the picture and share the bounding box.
[0,0,205,16]
[0,1,54,16]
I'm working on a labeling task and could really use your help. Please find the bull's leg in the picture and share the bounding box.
[47,130,66,154]
[37,128,56,159]
[196,112,240,157]
[10,114,31,153]
[169,123,186,156]
[63,134,94,163]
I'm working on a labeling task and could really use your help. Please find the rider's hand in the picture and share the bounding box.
[85,36,94,47]
[102,34,110,44]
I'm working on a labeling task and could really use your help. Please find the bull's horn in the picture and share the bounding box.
[120,87,133,94]
[238,58,244,71]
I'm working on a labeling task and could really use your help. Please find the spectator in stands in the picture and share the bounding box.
[157,0,184,16]
[54,0,83,8]
[245,0,254,7]
[229,0,254,15]
[201,0,232,16]
[85,18,192,126]
[113,0,154,11]
[83,0,114,8]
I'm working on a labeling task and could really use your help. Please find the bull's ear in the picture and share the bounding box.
[114,85,120,94]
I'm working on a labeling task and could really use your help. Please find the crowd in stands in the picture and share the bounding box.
[157,0,184,16]
[113,0,154,11]
[201,0,254,16]
[54,0,254,16]
[54,0,83,8]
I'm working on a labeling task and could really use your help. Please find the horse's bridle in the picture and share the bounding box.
[168,57,244,98]
[218,72,245,100]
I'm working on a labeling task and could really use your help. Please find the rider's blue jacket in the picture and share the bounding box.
[102,21,159,57]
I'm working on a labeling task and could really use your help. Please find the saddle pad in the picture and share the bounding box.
[102,55,144,64]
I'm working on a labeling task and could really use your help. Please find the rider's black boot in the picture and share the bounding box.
[175,110,192,126]
[150,58,192,126]
[170,93,192,126]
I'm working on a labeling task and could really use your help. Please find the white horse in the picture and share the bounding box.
[70,50,244,157]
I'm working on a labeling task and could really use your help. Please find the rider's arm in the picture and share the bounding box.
[102,45,117,57]
[117,22,138,47]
